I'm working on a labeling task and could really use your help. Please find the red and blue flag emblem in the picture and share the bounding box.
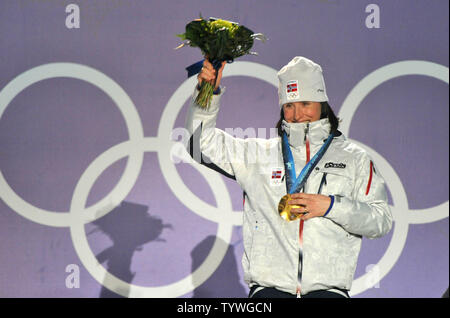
[272,170,282,179]
[287,82,298,93]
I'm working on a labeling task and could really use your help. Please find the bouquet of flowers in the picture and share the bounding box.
[176,16,266,108]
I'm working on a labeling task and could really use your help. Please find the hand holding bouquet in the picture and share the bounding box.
[176,16,266,108]
[197,58,226,92]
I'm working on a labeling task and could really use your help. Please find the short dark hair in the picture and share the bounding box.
[275,102,340,137]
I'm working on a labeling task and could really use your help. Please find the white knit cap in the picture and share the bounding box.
[277,56,328,107]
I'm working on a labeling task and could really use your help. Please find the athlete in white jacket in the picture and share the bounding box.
[184,57,393,298]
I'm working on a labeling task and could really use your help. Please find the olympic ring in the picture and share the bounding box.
[0,63,234,297]
[0,60,447,297]
[0,63,145,227]
[339,60,449,295]
[159,61,278,227]
[69,139,233,297]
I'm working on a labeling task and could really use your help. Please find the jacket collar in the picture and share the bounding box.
[281,118,332,148]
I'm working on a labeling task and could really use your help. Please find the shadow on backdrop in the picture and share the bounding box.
[88,201,172,298]
[191,235,247,298]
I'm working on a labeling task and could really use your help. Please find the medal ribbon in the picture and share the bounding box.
[281,131,334,194]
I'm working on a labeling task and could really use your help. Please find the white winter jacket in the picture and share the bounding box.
[184,87,393,296]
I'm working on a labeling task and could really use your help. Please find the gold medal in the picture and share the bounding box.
[278,194,306,221]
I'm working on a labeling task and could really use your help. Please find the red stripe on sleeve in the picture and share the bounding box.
[365,161,374,195]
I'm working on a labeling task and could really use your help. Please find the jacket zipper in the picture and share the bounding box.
[297,122,310,298]
[305,122,310,164]
[317,173,327,194]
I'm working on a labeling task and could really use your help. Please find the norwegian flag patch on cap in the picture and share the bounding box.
[286,80,299,100]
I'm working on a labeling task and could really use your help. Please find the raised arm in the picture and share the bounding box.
[184,59,248,181]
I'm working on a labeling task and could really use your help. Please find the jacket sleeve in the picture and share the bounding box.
[324,152,393,239]
[184,86,249,182]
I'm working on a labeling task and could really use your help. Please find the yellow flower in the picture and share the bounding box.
[209,19,238,36]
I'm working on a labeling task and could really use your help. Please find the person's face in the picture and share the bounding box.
[283,101,321,123]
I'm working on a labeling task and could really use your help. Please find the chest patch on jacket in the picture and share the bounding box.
[324,162,346,169]
[270,167,284,186]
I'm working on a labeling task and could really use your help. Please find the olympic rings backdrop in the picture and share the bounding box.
[0,0,448,298]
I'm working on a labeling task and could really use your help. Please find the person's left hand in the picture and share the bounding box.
[289,193,332,221]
